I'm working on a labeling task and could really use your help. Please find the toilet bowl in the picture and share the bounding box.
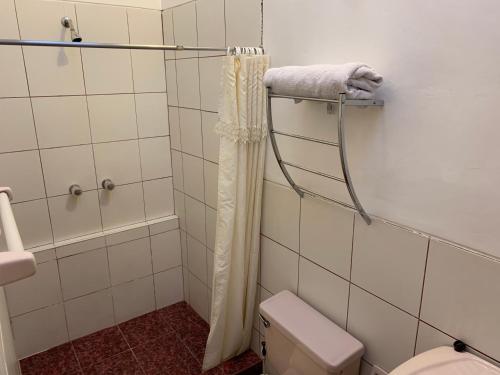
[390,346,500,374]
[259,290,364,375]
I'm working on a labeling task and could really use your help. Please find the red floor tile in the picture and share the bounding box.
[119,310,173,348]
[20,343,82,375]
[222,350,262,375]
[133,332,192,375]
[72,327,130,369]
[84,350,143,375]
[20,304,261,375]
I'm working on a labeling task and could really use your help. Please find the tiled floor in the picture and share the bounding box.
[20,302,262,375]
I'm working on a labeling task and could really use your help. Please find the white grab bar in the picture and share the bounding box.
[0,187,24,252]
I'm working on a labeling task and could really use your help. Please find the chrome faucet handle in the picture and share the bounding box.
[69,184,82,196]
[102,179,115,191]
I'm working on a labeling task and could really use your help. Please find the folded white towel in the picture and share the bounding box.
[263,63,383,100]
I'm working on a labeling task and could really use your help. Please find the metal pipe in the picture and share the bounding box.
[266,92,305,197]
[0,38,228,51]
[281,161,345,183]
[0,189,24,252]
[271,130,339,147]
[337,94,372,224]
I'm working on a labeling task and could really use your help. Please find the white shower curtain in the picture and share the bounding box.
[202,52,270,371]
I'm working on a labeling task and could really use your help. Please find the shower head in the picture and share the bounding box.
[61,16,82,43]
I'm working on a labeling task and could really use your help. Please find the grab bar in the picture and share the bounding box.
[0,187,24,252]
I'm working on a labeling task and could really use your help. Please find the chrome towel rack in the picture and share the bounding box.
[266,92,384,224]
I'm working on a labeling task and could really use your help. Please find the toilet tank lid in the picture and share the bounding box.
[259,290,364,372]
[390,346,500,375]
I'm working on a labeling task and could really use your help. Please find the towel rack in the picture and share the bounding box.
[266,92,384,224]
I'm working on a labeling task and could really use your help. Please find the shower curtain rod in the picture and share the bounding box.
[0,39,261,52]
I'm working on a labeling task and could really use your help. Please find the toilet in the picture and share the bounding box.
[390,346,500,374]
[259,290,364,375]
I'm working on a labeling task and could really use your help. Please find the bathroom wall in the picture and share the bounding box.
[162,0,262,325]
[0,0,182,358]
[174,0,500,373]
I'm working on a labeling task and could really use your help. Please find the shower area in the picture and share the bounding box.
[0,0,262,373]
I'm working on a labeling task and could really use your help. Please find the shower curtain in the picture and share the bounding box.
[202,52,270,371]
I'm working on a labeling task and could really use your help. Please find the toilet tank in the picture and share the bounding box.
[259,290,364,375]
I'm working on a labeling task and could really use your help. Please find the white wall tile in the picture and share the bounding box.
[162,9,176,60]
[188,273,209,322]
[149,218,179,236]
[180,230,188,265]
[0,1,28,97]
[16,0,85,96]
[143,177,174,220]
[108,237,152,286]
[40,145,97,197]
[173,3,198,59]
[260,236,298,294]
[58,247,110,300]
[11,304,68,359]
[32,96,91,149]
[351,216,428,315]
[187,235,207,284]
[171,150,184,191]
[77,3,133,94]
[33,249,56,264]
[176,59,201,109]
[199,57,222,112]
[99,183,145,230]
[298,257,349,329]
[93,140,142,186]
[183,154,205,201]
[87,94,138,143]
[112,276,155,323]
[0,98,37,153]
[82,50,134,95]
[179,108,203,157]
[106,226,149,247]
[415,322,454,356]
[5,260,62,317]
[136,93,169,138]
[196,0,225,57]
[132,51,166,93]
[347,285,418,372]
[420,240,500,360]
[64,289,114,340]
[155,267,184,308]
[201,111,220,164]
[1,199,53,250]
[205,206,217,251]
[139,137,172,180]
[0,46,29,98]
[48,190,102,241]
[225,0,261,47]
[204,161,218,209]
[128,9,165,93]
[56,237,106,258]
[0,150,45,203]
[184,195,206,244]
[151,229,182,273]
[300,197,353,279]
[169,106,181,150]
[183,266,189,302]
[261,181,300,252]
[165,61,178,106]
[174,190,186,230]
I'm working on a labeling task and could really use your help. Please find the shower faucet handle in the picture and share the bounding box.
[69,184,82,196]
[102,179,115,191]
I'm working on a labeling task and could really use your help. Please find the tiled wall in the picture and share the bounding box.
[0,0,183,358]
[161,0,262,322]
[172,1,500,374]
